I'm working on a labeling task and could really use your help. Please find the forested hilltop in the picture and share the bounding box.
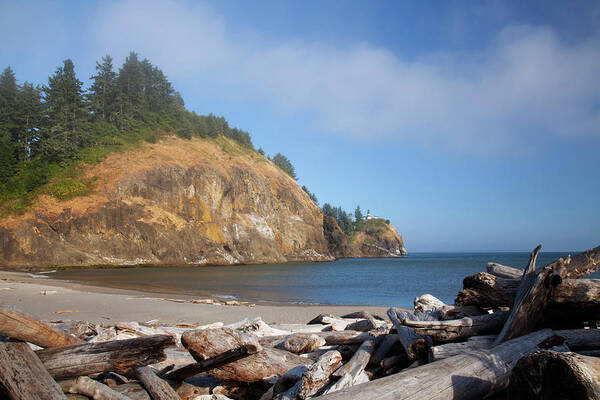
[0,52,300,214]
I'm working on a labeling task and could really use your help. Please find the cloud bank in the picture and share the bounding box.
[89,0,600,152]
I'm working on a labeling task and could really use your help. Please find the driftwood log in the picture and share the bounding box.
[312,329,556,400]
[369,334,398,366]
[69,376,130,400]
[486,262,522,279]
[135,365,179,400]
[163,344,260,381]
[402,311,509,343]
[182,328,309,382]
[495,245,600,344]
[387,308,430,360]
[429,335,495,361]
[259,331,372,348]
[556,329,600,350]
[0,340,66,400]
[36,334,176,379]
[332,338,376,380]
[0,304,83,348]
[508,350,600,399]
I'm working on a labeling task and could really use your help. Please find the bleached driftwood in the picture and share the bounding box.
[135,365,179,400]
[36,334,176,379]
[486,262,522,279]
[0,303,82,348]
[68,376,130,400]
[182,328,309,382]
[0,340,66,400]
[429,335,495,361]
[387,308,431,360]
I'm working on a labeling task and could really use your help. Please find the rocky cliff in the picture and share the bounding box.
[323,216,407,258]
[0,136,333,267]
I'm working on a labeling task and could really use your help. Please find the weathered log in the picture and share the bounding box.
[182,328,309,382]
[564,245,600,278]
[402,311,509,343]
[112,383,151,400]
[0,303,83,348]
[162,344,259,381]
[0,340,66,400]
[556,329,600,350]
[36,334,176,379]
[312,329,555,400]
[69,376,130,400]
[379,354,407,369]
[332,339,376,379]
[508,350,600,399]
[297,350,343,399]
[438,305,485,320]
[455,272,520,307]
[277,333,326,354]
[307,314,336,325]
[429,335,495,361]
[341,311,384,321]
[369,334,398,366]
[495,245,574,344]
[345,318,376,332]
[135,366,179,400]
[259,331,372,348]
[486,262,522,279]
[387,308,431,360]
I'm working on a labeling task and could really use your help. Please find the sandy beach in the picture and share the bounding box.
[0,270,390,325]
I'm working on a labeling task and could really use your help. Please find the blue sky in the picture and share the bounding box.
[2,0,599,252]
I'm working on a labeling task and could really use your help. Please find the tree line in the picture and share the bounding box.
[0,53,303,210]
[322,203,389,235]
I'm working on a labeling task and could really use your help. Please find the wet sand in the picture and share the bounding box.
[0,270,390,325]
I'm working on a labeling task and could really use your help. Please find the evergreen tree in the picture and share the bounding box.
[272,153,297,180]
[0,132,16,185]
[88,55,117,122]
[302,185,318,204]
[14,82,42,162]
[354,205,363,221]
[116,52,145,126]
[40,59,89,163]
[0,67,19,140]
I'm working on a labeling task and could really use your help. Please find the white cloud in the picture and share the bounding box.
[91,0,600,153]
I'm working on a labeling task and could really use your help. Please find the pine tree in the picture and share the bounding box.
[14,82,42,162]
[116,52,145,125]
[88,55,117,122]
[0,67,19,140]
[354,205,363,221]
[0,132,16,185]
[271,153,297,180]
[40,59,89,163]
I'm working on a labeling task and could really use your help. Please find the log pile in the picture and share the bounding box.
[0,244,598,399]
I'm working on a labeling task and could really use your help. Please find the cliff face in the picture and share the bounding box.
[0,136,332,267]
[323,216,407,258]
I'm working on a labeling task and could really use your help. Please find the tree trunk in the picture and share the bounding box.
[0,340,66,400]
[508,350,600,400]
[134,366,179,400]
[369,334,398,366]
[0,303,83,348]
[182,328,309,383]
[332,339,376,379]
[36,334,176,379]
[162,344,259,381]
[556,329,600,350]
[311,329,555,400]
[429,335,495,361]
[486,262,522,279]
[68,376,131,400]
[296,351,343,399]
[387,308,431,360]
[402,311,509,343]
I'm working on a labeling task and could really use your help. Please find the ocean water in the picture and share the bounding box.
[49,252,593,308]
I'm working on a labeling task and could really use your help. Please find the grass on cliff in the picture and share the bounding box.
[348,218,389,244]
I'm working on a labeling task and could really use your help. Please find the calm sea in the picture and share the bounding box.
[49,252,595,308]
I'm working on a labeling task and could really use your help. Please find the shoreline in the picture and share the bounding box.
[0,270,392,325]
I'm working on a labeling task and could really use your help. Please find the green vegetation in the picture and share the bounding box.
[322,203,390,236]
[270,152,296,180]
[0,52,261,214]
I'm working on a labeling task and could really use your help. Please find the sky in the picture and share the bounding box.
[1,0,599,252]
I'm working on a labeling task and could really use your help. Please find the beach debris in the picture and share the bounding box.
[0,244,599,399]
[53,310,78,315]
[26,273,50,279]
[40,290,58,295]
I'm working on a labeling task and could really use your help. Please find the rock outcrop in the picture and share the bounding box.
[323,215,407,258]
[0,136,332,267]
